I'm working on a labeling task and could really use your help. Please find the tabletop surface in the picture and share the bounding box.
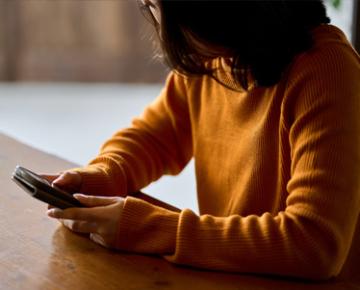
[1,132,359,290]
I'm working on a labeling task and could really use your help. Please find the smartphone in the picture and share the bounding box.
[11,165,83,209]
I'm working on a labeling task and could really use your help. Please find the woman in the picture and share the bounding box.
[45,0,360,280]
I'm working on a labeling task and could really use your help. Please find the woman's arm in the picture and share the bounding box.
[49,36,360,280]
[70,72,193,197]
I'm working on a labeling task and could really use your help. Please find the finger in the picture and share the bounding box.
[40,174,60,184]
[62,220,98,234]
[73,194,122,207]
[47,207,100,222]
[90,233,108,247]
[52,171,81,193]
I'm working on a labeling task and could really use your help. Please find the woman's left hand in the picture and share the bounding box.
[47,194,125,248]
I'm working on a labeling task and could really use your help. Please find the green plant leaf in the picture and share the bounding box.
[332,0,341,9]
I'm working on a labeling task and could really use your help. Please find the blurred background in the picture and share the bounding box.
[0,0,167,82]
[0,0,359,211]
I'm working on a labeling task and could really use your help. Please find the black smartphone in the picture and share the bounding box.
[11,165,83,209]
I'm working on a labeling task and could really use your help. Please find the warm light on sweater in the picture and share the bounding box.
[73,25,360,280]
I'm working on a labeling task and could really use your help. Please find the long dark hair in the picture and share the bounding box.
[141,0,330,90]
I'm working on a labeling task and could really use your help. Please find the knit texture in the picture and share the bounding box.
[72,25,360,279]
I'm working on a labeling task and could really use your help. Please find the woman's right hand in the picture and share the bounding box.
[42,171,82,194]
[41,171,82,210]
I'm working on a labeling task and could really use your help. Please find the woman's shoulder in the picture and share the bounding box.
[311,24,352,46]
[286,24,360,87]
[280,25,360,125]
[312,24,359,61]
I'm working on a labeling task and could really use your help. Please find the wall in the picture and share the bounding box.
[0,0,167,82]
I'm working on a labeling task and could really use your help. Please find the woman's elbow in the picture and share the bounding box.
[298,234,347,280]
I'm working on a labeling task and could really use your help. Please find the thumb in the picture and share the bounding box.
[73,194,123,207]
[53,171,82,193]
[40,174,60,184]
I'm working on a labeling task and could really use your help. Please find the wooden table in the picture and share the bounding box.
[1,132,359,290]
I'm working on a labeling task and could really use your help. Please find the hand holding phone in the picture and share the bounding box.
[12,165,83,209]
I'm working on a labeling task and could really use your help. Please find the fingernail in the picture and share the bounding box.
[47,208,63,218]
[52,181,60,187]
[52,178,64,185]
[73,193,85,199]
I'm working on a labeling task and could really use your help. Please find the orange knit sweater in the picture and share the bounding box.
[74,25,360,279]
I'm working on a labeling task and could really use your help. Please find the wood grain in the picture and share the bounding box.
[0,133,359,290]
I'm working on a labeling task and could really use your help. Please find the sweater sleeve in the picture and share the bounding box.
[71,72,192,196]
[113,44,360,280]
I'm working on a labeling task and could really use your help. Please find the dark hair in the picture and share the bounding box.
[143,0,330,90]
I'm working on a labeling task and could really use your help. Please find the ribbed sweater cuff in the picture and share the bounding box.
[69,165,127,196]
[115,196,179,255]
